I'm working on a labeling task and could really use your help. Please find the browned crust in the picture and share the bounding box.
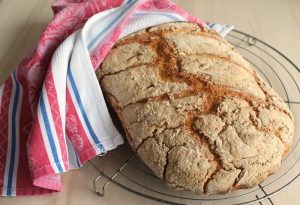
[96,22,294,194]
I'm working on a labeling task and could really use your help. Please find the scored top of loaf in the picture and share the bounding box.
[96,22,294,194]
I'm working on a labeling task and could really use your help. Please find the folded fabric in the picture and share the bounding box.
[0,0,233,196]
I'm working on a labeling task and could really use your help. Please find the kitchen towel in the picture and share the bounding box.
[0,0,234,196]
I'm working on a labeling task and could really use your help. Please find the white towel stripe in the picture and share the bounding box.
[37,100,60,173]
[51,32,78,139]
[2,74,16,196]
[42,89,66,172]
[85,0,141,51]
[121,11,184,37]
[10,71,23,196]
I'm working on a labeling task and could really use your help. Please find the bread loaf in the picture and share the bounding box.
[96,22,294,194]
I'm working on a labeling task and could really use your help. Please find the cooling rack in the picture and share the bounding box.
[89,30,300,205]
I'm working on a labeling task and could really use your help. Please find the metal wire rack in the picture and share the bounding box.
[89,30,300,205]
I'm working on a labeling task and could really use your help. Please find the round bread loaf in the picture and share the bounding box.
[96,22,294,194]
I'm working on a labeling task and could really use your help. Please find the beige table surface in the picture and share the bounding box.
[0,0,300,204]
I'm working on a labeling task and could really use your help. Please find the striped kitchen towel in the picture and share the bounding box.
[0,0,234,196]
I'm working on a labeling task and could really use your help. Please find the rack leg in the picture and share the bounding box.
[93,154,136,196]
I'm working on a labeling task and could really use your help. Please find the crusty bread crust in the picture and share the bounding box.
[96,22,294,194]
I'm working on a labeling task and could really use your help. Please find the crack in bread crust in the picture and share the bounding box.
[98,62,153,81]
[97,22,294,195]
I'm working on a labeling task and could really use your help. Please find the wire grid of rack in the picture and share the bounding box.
[89,30,300,205]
